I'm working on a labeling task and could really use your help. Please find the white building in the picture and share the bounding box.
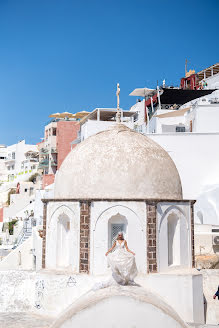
[79,108,136,141]
[4,140,39,183]
[0,145,7,182]
[140,90,219,259]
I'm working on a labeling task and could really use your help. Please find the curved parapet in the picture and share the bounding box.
[50,285,188,328]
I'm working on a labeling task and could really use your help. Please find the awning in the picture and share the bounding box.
[155,107,191,118]
[129,88,156,97]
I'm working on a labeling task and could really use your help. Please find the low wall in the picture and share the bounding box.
[0,237,33,270]
[0,270,209,324]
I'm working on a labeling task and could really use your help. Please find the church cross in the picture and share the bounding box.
[116,83,121,123]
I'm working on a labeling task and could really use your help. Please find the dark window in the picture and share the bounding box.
[53,128,57,136]
[25,188,28,192]
[176,126,185,133]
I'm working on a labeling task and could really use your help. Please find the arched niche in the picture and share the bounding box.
[46,204,80,272]
[167,213,180,266]
[56,213,71,268]
[90,204,146,275]
[158,205,191,271]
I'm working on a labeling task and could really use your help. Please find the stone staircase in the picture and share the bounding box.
[13,221,33,249]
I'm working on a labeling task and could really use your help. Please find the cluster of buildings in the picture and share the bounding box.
[0,62,219,326]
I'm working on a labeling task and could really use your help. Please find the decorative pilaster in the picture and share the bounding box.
[147,202,157,273]
[42,202,47,269]
[79,201,91,273]
[190,203,195,268]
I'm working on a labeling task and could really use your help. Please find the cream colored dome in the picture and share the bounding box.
[54,124,182,200]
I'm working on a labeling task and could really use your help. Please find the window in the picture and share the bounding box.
[176,126,185,133]
[25,188,28,192]
[108,214,127,248]
[12,152,15,159]
[52,128,57,136]
[111,224,125,246]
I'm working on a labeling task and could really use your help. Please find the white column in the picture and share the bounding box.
[97,109,100,121]
[211,67,214,76]
[151,97,154,112]
[157,87,161,110]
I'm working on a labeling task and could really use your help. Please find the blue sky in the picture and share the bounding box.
[0,0,218,145]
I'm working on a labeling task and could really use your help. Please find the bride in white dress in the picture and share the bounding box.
[105,232,138,285]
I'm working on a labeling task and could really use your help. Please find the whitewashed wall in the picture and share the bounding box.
[0,269,206,324]
[148,133,219,200]
[187,105,219,133]
[204,72,219,89]
[149,110,186,134]
[81,120,134,141]
[139,271,204,324]
[53,293,187,328]
[0,236,34,270]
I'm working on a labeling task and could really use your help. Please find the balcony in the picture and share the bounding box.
[51,160,57,166]
[40,148,49,155]
[38,159,49,169]
[5,157,15,163]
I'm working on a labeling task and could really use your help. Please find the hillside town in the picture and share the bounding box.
[1,62,219,327]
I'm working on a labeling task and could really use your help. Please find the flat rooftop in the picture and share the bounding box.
[80,108,136,124]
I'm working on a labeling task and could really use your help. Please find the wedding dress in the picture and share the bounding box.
[107,240,138,285]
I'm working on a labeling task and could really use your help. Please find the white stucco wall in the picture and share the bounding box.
[81,119,135,141]
[34,189,45,226]
[204,72,219,89]
[90,201,147,275]
[194,185,219,225]
[0,269,209,324]
[139,271,204,324]
[0,236,34,270]
[149,110,186,134]
[32,227,43,271]
[54,294,186,328]
[148,133,219,201]
[187,105,219,133]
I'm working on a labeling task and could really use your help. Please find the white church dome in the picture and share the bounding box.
[54,124,182,200]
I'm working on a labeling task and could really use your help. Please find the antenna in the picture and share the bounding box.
[185,59,188,77]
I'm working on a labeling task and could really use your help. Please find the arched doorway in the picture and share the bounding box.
[56,214,70,268]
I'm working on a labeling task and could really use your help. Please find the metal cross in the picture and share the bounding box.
[116,83,121,123]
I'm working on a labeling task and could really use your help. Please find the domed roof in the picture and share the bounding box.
[54,124,182,200]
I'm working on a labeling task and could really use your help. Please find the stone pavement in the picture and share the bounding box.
[0,312,54,328]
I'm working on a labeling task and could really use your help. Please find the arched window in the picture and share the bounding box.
[167,213,180,266]
[108,214,127,248]
[56,214,70,268]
